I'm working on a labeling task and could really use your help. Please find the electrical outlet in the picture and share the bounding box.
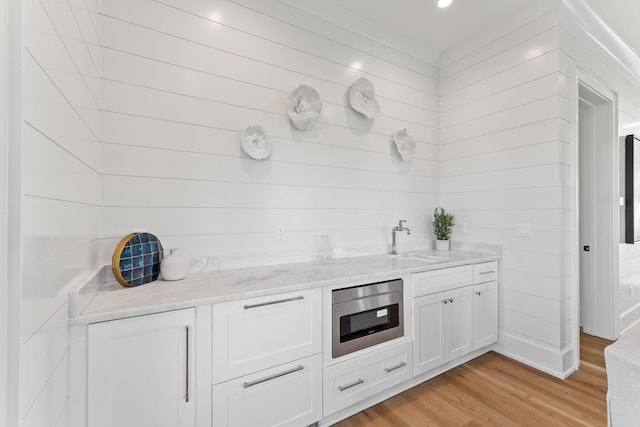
[515,223,532,237]
[276,225,284,241]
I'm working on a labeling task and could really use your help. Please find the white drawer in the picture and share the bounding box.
[213,354,322,427]
[412,265,473,297]
[212,288,322,383]
[473,262,498,284]
[323,340,412,416]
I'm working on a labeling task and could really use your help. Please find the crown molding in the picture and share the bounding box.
[562,0,640,81]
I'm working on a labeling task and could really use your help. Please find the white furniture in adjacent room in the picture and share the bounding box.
[605,323,640,426]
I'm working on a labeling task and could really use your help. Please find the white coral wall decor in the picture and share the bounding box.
[393,128,416,162]
[349,77,380,119]
[241,125,272,160]
[287,84,322,130]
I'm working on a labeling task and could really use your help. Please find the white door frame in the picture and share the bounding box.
[0,0,8,423]
[572,69,619,369]
[2,0,21,425]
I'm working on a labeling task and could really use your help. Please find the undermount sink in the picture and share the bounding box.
[388,253,447,263]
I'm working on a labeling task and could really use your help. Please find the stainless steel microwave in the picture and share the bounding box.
[332,278,404,358]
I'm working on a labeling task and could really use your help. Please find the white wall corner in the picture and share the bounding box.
[441,0,562,67]
[0,0,9,425]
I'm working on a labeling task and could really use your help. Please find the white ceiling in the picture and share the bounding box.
[333,0,538,52]
[327,0,640,60]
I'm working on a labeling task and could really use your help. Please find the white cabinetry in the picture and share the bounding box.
[473,262,499,349]
[213,354,322,427]
[212,288,322,426]
[412,262,498,377]
[88,309,195,427]
[323,340,412,416]
[413,286,473,375]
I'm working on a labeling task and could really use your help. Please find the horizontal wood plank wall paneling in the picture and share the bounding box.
[334,331,611,427]
[21,0,101,424]
[0,10,6,427]
[558,4,640,337]
[275,0,441,67]
[99,0,440,266]
[440,2,570,376]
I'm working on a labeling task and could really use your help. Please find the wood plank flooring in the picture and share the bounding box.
[334,333,612,426]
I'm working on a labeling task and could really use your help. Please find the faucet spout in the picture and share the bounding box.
[391,220,411,255]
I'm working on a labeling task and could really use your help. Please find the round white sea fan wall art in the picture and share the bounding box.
[349,77,380,119]
[393,128,416,162]
[240,125,272,160]
[287,83,322,130]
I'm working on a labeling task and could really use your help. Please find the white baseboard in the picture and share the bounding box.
[494,330,575,379]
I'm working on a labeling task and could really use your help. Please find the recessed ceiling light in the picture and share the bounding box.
[438,0,452,8]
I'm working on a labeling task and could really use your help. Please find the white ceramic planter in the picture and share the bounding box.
[435,239,450,251]
[161,248,189,281]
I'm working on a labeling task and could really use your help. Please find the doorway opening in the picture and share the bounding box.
[575,76,619,370]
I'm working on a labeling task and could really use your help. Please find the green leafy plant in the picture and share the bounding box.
[432,207,455,241]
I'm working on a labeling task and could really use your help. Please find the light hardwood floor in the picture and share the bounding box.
[334,333,612,426]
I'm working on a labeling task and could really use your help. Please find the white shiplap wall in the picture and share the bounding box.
[558,5,640,335]
[98,0,440,267]
[440,1,573,376]
[20,0,101,425]
[1,0,11,424]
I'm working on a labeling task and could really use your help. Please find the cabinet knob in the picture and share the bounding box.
[476,291,482,296]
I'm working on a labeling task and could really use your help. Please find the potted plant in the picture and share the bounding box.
[433,207,455,251]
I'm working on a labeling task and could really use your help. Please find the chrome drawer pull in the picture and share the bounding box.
[384,361,407,373]
[479,270,495,275]
[338,378,364,392]
[242,365,304,389]
[244,296,304,309]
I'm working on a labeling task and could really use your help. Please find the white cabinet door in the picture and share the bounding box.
[212,288,322,383]
[474,281,499,349]
[88,309,195,427]
[413,292,446,376]
[213,354,322,427]
[447,286,473,361]
[413,285,474,376]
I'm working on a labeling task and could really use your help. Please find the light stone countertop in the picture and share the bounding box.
[71,249,499,325]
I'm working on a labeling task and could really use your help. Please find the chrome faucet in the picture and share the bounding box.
[391,220,411,255]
